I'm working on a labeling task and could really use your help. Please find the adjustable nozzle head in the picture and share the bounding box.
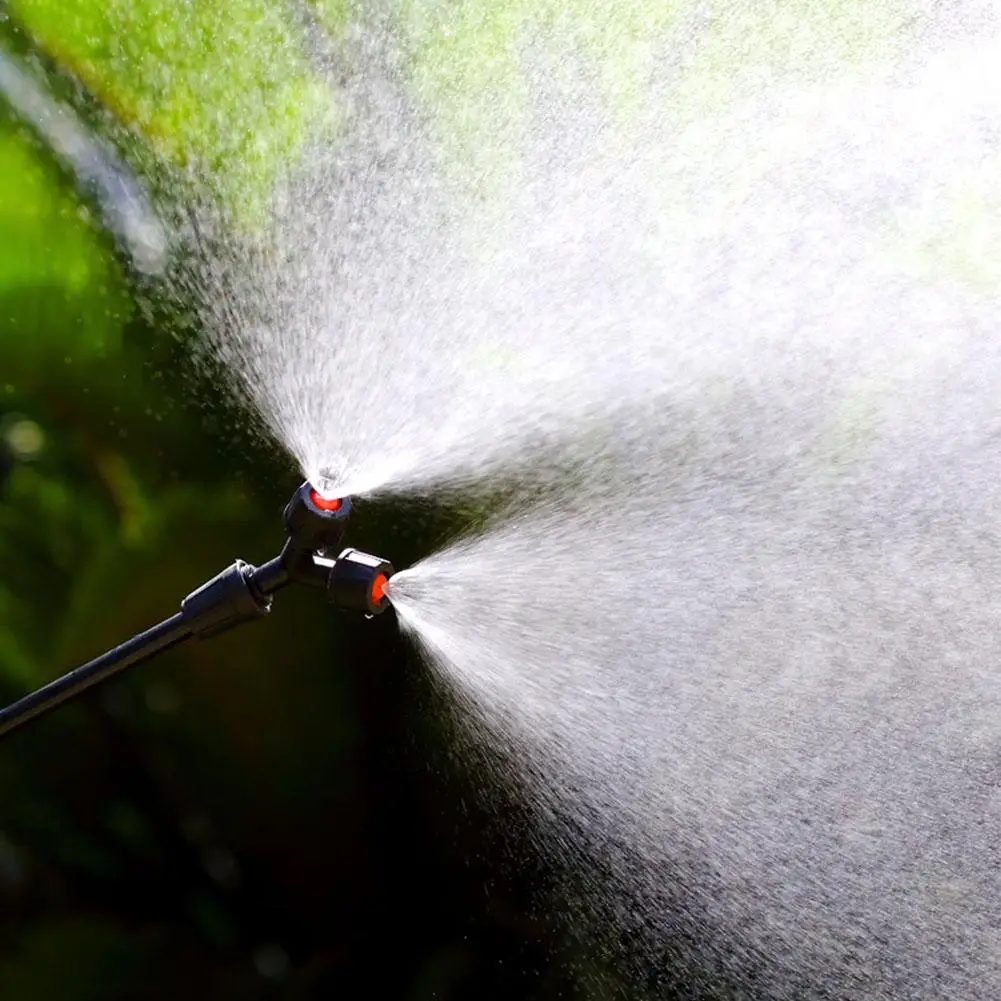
[267,481,394,615]
[283,482,353,556]
[327,548,394,616]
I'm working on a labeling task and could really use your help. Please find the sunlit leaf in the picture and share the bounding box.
[11,0,335,214]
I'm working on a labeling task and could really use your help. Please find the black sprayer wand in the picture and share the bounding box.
[0,482,394,738]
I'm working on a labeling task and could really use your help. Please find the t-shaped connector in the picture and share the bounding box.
[249,482,394,616]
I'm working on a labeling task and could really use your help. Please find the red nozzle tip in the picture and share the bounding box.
[371,573,389,605]
[308,488,343,512]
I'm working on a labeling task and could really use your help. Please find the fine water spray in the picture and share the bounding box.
[9,4,1001,996]
[0,481,394,738]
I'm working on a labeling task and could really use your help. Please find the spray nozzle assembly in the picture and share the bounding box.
[0,481,395,738]
[245,482,394,615]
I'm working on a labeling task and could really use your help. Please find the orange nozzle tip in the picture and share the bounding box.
[371,573,389,605]
[308,488,343,512]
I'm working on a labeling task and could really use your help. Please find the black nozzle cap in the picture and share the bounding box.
[283,482,353,556]
[327,548,394,616]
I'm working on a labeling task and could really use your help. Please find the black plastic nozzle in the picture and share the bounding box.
[0,479,397,738]
[283,482,353,556]
[257,482,395,608]
[327,548,394,616]
[264,480,395,614]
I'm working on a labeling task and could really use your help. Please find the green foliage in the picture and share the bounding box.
[402,0,909,196]
[11,0,335,215]
[0,118,131,383]
[312,0,352,37]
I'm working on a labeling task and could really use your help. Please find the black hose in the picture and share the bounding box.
[0,613,191,738]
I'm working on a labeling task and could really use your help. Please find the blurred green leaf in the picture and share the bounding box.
[0,118,130,377]
[11,0,336,214]
[311,0,351,37]
[402,0,909,196]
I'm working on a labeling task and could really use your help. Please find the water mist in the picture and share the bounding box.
[181,4,1001,998]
